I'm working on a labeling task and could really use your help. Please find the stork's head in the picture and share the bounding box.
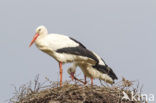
[29,25,48,47]
[36,25,48,35]
[67,67,76,81]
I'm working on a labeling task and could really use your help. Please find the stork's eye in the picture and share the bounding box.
[38,29,41,32]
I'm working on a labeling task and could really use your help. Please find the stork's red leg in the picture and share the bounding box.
[84,75,87,85]
[59,62,62,86]
[91,77,93,86]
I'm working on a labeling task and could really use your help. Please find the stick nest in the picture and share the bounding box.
[9,75,144,103]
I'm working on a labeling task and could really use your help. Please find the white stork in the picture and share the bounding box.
[67,52,118,85]
[29,25,99,86]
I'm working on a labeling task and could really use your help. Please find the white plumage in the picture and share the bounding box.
[31,26,97,64]
[67,52,117,85]
[35,34,79,51]
[29,25,99,86]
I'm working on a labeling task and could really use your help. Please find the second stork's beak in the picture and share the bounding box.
[71,72,74,81]
[29,33,39,47]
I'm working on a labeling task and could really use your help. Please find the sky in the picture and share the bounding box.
[0,0,155,102]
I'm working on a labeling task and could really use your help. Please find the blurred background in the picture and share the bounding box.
[0,0,155,102]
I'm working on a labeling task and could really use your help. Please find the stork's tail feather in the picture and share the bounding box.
[94,64,118,81]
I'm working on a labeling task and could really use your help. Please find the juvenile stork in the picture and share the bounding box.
[67,52,118,85]
[29,25,99,86]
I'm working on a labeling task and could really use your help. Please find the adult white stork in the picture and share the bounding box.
[67,52,118,85]
[29,25,99,86]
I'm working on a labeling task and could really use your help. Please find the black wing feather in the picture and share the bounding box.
[95,64,118,80]
[56,46,99,64]
[69,37,86,49]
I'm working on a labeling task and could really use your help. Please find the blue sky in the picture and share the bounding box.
[0,0,155,102]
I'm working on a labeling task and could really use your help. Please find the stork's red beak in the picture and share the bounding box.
[71,72,74,81]
[29,33,39,47]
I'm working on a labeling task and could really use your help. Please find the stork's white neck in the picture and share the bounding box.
[34,33,48,49]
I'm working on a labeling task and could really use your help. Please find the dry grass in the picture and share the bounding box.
[9,75,145,103]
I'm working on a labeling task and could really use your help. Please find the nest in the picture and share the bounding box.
[9,75,145,103]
